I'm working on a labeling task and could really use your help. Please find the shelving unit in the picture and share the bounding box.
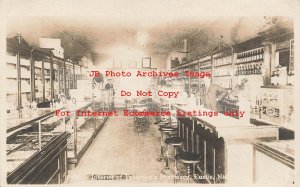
[168,26,294,126]
[212,49,233,90]
[235,47,264,76]
[6,35,87,112]
[6,35,108,185]
[189,60,199,94]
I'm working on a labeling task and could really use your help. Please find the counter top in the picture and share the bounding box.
[7,108,58,133]
[175,104,251,128]
[152,96,278,141]
[7,101,92,134]
[174,104,278,141]
[253,140,294,169]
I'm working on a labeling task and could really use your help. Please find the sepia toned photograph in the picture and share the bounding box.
[0,0,299,186]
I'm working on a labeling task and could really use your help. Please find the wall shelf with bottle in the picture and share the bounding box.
[235,47,264,76]
[189,62,200,94]
[6,34,87,111]
[212,48,233,91]
[235,47,264,64]
[213,55,232,67]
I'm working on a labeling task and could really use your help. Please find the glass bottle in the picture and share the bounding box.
[249,64,253,74]
[253,50,257,61]
[245,65,248,75]
[256,49,260,60]
[242,53,245,63]
[248,51,251,62]
[237,54,240,63]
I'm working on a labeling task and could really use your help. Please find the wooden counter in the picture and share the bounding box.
[174,104,278,142]
[152,98,279,184]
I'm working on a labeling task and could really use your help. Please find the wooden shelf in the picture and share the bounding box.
[7,91,31,95]
[235,59,263,65]
[7,77,30,80]
[214,63,232,68]
[234,73,262,76]
[214,74,231,77]
[261,85,293,89]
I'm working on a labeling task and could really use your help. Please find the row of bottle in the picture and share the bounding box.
[236,48,264,64]
[236,62,262,75]
[213,56,231,67]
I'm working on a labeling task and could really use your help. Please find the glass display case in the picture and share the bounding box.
[5,34,104,184]
[6,107,70,184]
[252,140,294,184]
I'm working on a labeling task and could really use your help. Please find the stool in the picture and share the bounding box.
[176,152,200,183]
[159,126,178,175]
[154,121,170,161]
[160,125,178,137]
[165,137,184,182]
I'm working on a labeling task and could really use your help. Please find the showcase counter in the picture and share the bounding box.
[152,97,280,183]
[252,140,294,184]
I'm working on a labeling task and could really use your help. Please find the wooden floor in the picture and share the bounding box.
[65,114,194,184]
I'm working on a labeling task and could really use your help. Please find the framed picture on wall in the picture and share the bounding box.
[142,57,151,68]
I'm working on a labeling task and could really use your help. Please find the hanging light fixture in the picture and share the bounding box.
[136,31,149,48]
